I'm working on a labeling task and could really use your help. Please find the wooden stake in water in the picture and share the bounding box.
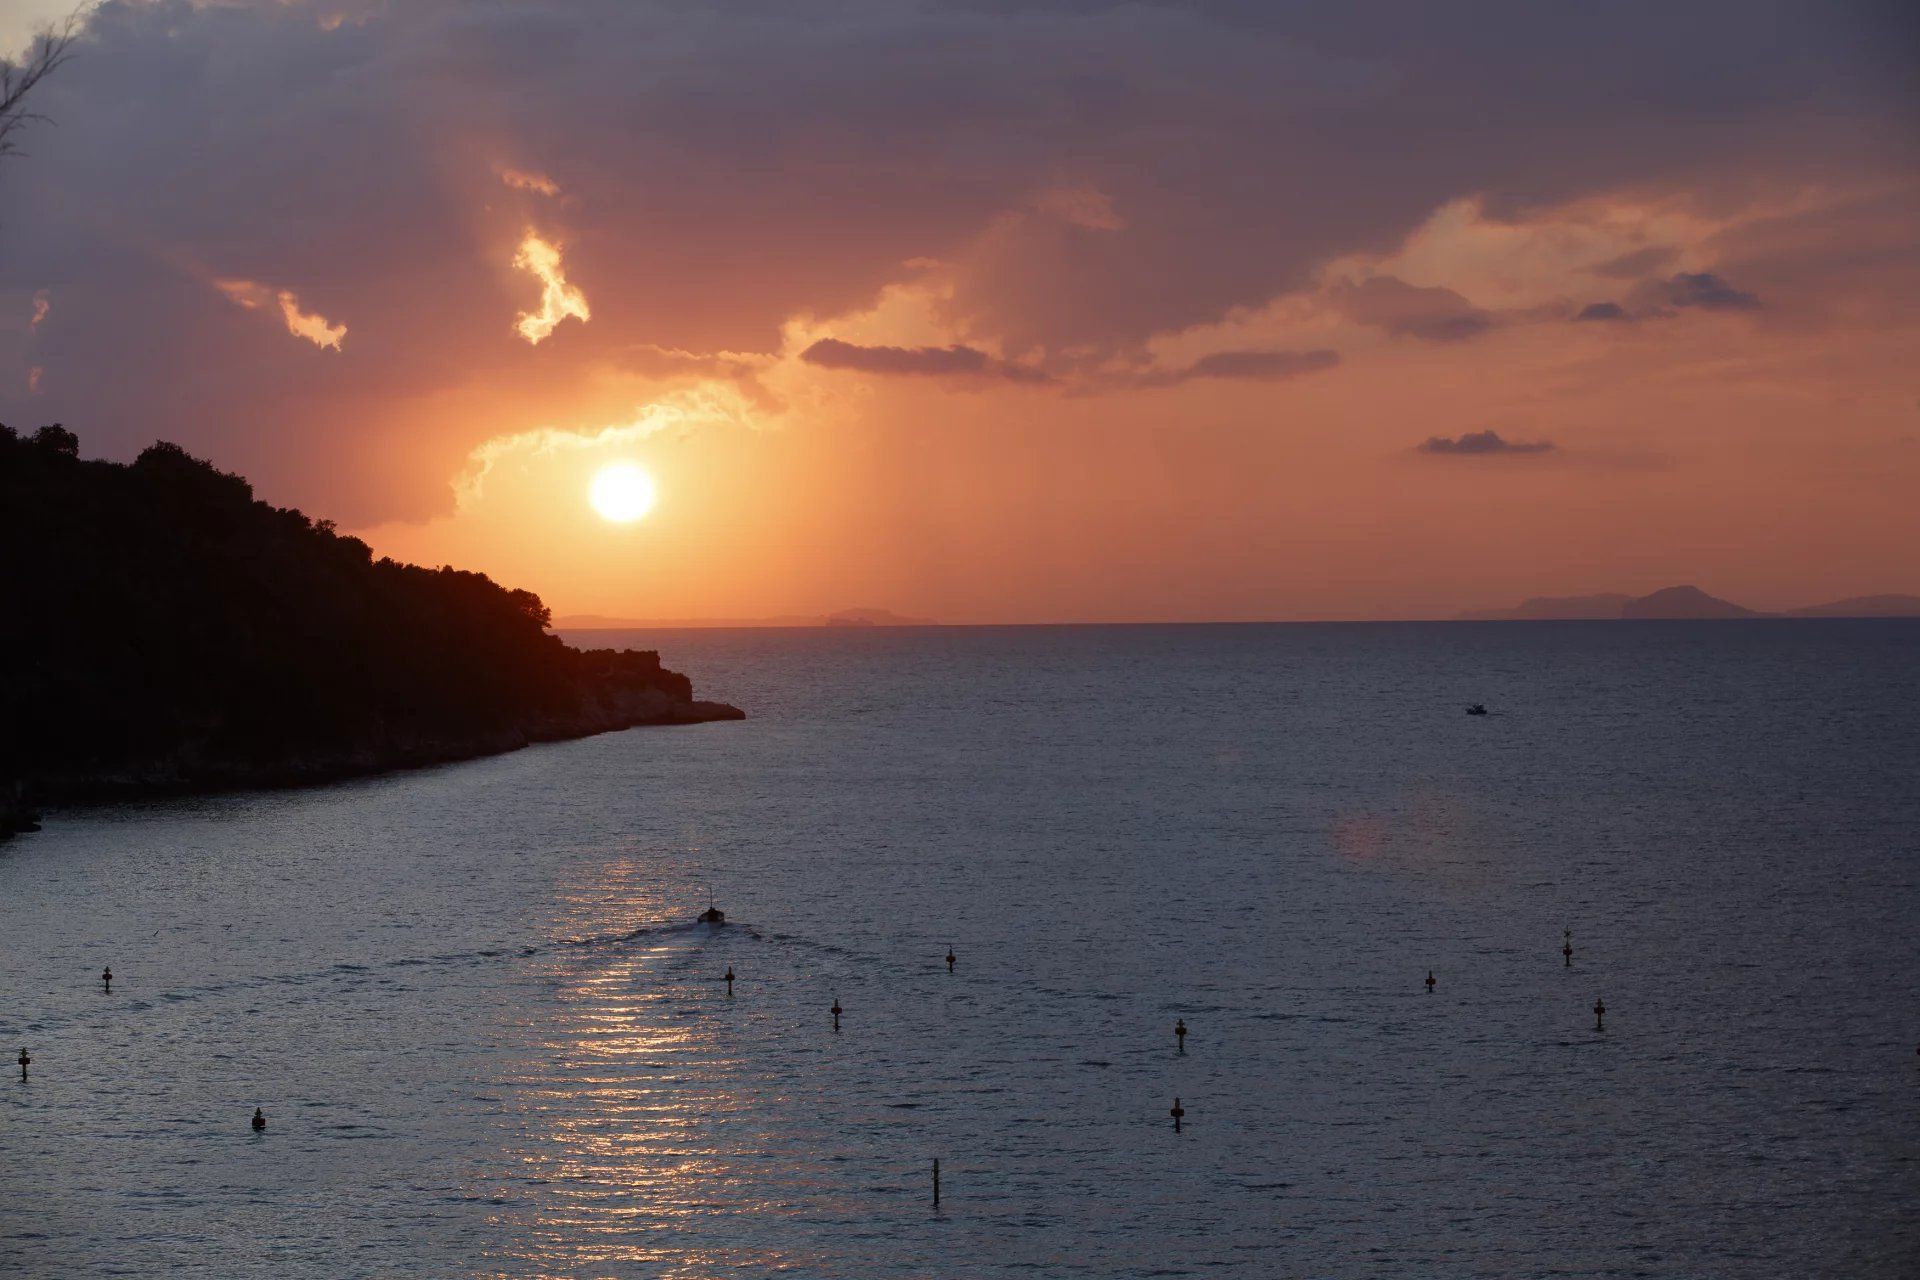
[946,947,956,974]
[1175,1018,1187,1052]
[831,998,842,1031]
[725,967,735,997]
[933,1158,941,1206]
[1594,997,1607,1032]
[1425,970,1436,993]
[101,966,112,992]
[1170,1097,1185,1133]
[16,1048,28,1082]
[1563,929,1574,968]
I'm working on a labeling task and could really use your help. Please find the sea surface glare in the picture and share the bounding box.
[3,621,1918,1277]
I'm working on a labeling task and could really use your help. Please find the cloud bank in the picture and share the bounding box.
[0,0,1910,527]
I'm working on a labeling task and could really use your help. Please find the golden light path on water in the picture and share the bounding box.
[481,859,831,1276]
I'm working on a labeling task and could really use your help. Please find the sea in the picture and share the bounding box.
[3,621,1918,1278]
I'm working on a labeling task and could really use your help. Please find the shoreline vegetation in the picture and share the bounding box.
[0,427,741,839]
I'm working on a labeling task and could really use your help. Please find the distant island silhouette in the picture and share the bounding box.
[0,426,741,839]
[1460,584,1920,621]
[553,607,938,629]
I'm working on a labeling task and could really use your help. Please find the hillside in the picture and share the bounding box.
[0,426,740,834]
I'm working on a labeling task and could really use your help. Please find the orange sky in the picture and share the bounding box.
[361,190,1920,621]
[6,3,1918,622]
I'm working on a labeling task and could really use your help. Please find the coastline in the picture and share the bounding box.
[2,664,742,836]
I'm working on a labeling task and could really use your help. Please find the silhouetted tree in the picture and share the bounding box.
[0,13,78,159]
[0,429,733,800]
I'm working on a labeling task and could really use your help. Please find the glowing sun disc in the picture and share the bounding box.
[589,462,656,522]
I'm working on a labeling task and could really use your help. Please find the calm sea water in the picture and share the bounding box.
[4,621,1919,1277]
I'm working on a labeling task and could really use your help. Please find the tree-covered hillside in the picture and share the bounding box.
[1,427,738,828]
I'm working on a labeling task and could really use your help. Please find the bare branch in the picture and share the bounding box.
[1,8,84,159]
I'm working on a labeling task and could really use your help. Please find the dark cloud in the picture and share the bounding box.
[1417,429,1557,456]
[1581,270,1765,324]
[1335,276,1493,343]
[800,338,1050,383]
[1129,348,1341,388]
[1640,271,1763,312]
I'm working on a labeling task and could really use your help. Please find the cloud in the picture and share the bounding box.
[1334,275,1492,343]
[1034,182,1124,231]
[213,278,346,350]
[1579,270,1765,324]
[497,167,559,197]
[455,382,763,508]
[1638,270,1763,313]
[1129,347,1341,388]
[0,0,1908,523]
[1590,245,1679,279]
[512,231,590,344]
[1417,429,1557,456]
[799,337,1050,384]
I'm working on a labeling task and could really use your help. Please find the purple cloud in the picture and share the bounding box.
[800,338,1050,383]
[1417,429,1557,456]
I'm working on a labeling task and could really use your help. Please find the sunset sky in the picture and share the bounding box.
[3,1,1917,622]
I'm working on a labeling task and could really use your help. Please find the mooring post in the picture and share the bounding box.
[16,1048,28,1082]
[831,998,842,1032]
[1425,970,1436,993]
[1563,929,1573,967]
[933,1158,941,1206]
[725,966,735,997]
[1170,1097,1185,1133]
[1175,1018,1187,1052]
[1593,997,1606,1032]
[102,966,112,992]
[946,947,956,974]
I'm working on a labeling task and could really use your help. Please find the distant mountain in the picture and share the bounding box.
[1784,594,1920,618]
[553,607,937,629]
[823,607,937,627]
[1458,593,1633,621]
[1619,585,1757,619]
[1462,585,1920,621]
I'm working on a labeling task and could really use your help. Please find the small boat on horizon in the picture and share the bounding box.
[1466,703,1489,716]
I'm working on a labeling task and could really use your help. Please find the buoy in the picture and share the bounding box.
[831,998,842,1031]
[1175,1018,1187,1052]
[724,966,735,996]
[1425,970,1436,993]
[251,1107,266,1132]
[946,947,956,974]
[16,1048,28,1082]
[1593,998,1606,1032]
[1170,1097,1185,1133]
[102,966,113,992]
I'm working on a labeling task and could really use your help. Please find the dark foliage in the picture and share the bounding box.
[0,428,735,804]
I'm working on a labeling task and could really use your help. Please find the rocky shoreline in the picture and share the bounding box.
[2,659,742,838]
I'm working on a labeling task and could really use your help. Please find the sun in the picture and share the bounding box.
[588,462,656,523]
